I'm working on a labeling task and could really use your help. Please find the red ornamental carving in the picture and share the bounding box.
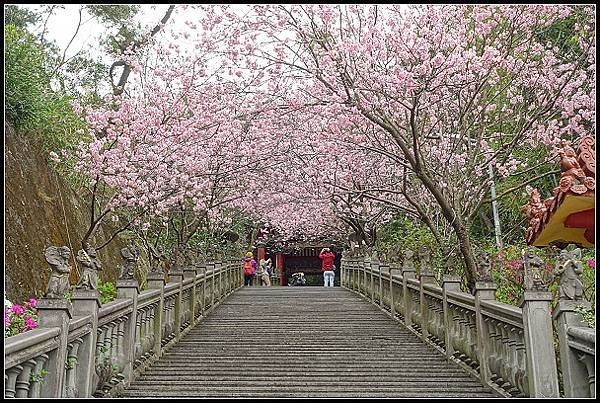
[558,140,586,182]
[522,136,595,247]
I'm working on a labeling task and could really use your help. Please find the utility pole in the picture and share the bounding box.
[488,162,503,249]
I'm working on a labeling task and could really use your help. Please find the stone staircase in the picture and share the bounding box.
[121,287,496,398]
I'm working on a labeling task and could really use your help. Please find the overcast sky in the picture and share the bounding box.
[18,4,179,63]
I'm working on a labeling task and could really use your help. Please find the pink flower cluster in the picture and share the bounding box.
[4,298,38,337]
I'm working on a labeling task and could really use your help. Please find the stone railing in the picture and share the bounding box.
[4,258,242,398]
[554,300,596,398]
[341,253,594,398]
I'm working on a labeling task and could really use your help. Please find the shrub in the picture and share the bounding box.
[574,304,595,328]
[5,24,85,155]
[4,24,48,128]
[97,280,117,305]
[4,298,39,337]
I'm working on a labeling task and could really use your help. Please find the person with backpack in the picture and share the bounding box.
[242,252,257,286]
[319,247,336,287]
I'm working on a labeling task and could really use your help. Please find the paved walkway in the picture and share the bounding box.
[121,287,496,398]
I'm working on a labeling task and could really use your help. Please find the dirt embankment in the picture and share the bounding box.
[4,122,128,303]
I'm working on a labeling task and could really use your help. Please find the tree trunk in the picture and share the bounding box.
[417,173,478,291]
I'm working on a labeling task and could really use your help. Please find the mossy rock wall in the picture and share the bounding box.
[4,122,131,304]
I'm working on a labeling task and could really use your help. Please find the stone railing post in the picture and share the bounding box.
[419,270,436,343]
[370,258,379,304]
[183,267,197,325]
[347,258,354,290]
[198,264,207,317]
[389,263,399,318]
[379,263,391,308]
[169,270,184,339]
[352,258,359,291]
[521,290,559,397]
[474,280,497,386]
[402,263,416,328]
[223,260,229,294]
[205,262,215,305]
[552,246,594,398]
[36,298,73,397]
[378,261,386,308]
[360,256,367,296]
[146,271,165,358]
[340,256,346,288]
[233,259,238,290]
[227,259,234,293]
[213,261,221,299]
[554,300,593,397]
[71,289,101,397]
[36,245,75,398]
[442,275,461,360]
[518,247,560,397]
[116,278,140,384]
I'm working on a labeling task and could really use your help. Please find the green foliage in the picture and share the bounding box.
[4,24,86,155]
[376,215,456,277]
[97,279,117,305]
[5,24,48,127]
[85,5,144,53]
[581,251,595,308]
[66,356,78,369]
[4,5,41,29]
[62,54,108,106]
[534,5,593,63]
[486,242,526,305]
[86,5,140,27]
[574,304,595,328]
[30,368,49,383]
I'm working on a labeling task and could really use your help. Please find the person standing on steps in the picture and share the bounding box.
[260,257,273,287]
[243,252,257,286]
[319,247,336,287]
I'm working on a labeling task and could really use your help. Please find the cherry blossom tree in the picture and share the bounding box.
[195,4,595,288]
[64,4,595,291]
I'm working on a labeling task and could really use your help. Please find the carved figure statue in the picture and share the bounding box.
[75,246,102,290]
[119,243,140,280]
[148,244,166,274]
[402,250,416,272]
[521,187,547,226]
[417,245,431,272]
[522,248,548,291]
[44,246,72,298]
[170,247,187,270]
[554,248,584,301]
[476,250,493,282]
[558,140,586,180]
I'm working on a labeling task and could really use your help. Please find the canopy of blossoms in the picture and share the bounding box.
[63,4,594,281]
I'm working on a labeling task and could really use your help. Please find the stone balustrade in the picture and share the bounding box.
[341,254,594,398]
[554,300,596,398]
[5,249,593,399]
[4,259,242,398]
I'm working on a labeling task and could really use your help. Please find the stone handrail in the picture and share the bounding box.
[341,256,565,398]
[4,258,243,398]
[5,328,61,398]
[554,300,596,398]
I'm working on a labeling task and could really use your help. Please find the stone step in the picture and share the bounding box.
[122,387,493,398]
[122,287,495,398]
[137,372,477,379]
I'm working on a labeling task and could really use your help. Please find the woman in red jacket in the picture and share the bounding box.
[319,247,336,287]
